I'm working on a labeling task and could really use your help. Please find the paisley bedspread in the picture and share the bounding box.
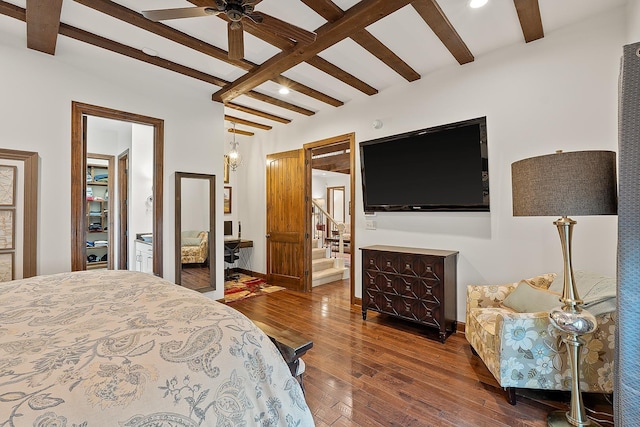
[0,270,314,426]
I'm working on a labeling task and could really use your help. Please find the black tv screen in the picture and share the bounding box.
[360,117,489,212]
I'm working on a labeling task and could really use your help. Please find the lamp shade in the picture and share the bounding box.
[511,150,617,217]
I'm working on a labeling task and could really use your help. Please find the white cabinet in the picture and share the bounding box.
[135,240,153,274]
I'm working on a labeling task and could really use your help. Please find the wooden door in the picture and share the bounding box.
[266,149,308,291]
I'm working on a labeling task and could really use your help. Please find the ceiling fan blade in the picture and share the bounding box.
[141,7,219,22]
[252,12,316,45]
[244,13,263,24]
[228,21,244,60]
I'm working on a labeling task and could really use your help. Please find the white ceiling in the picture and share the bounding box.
[1,0,628,134]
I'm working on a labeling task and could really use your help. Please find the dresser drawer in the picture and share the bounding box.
[363,271,441,302]
[364,290,441,328]
[364,250,444,279]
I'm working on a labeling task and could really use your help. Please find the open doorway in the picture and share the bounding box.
[304,133,355,305]
[71,102,164,275]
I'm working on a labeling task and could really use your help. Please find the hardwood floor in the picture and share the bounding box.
[180,264,213,292]
[229,279,613,427]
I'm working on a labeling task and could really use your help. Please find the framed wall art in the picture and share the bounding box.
[0,165,16,207]
[224,155,230,183]
[0,252,13,282]
[224,186,232,214]
[0,209,14,250]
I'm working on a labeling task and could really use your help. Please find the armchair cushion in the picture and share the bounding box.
[502,281,562,313]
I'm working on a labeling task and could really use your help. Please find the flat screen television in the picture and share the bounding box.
[360,117,489,212]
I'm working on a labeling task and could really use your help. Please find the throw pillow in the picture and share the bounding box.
[522,272,557,290]
[502,280,563,313]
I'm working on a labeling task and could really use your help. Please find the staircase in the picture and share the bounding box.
[311,240,346,287]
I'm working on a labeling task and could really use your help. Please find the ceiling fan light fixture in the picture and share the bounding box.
[469,0,488,8]
[278,86,290,95]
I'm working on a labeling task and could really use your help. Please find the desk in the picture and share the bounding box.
[224,239,253,276]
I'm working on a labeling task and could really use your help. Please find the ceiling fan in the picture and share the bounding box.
[142,0,316,61]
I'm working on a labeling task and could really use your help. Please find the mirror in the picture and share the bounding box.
[175,172,216,291]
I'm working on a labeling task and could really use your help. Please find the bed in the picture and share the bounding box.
[181,230,208,264]
[0,270,314,426]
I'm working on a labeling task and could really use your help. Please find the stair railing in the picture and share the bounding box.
[312,199,346,267]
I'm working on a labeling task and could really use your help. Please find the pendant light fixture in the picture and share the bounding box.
[225,122,242,171]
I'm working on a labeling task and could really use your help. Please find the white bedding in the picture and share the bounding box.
[0,270,314,426]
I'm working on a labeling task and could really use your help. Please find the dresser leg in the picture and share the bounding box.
[362,310,367,320]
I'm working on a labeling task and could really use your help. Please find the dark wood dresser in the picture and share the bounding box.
[361,245,458,343]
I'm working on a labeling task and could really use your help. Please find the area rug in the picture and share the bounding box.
[224,274,286,304]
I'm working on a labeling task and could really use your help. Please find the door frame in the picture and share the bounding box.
[117,149,129,270]
[304,133,356,305]
[71,101,164,275]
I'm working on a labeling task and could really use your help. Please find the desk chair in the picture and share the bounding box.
[224,239,241,281]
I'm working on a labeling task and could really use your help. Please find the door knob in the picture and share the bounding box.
[265,233,271,238]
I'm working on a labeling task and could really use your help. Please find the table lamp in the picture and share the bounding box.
[511,150,617,427]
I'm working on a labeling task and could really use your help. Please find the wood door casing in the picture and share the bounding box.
[71,101,164,275]
[118,150,129,270]
[266,149,308,291]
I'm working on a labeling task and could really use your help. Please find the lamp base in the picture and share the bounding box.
[547,410,602,427]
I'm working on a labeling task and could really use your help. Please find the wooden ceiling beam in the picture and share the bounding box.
[75,0,339,109]
[242,91,315,116]
[225,103,291,124]
[0,6,311,116]
[228,128,254,137]
[311,152,351,173]
[270,75,343,107]
[411,0,474,65]
[311,142,350,156]
[26,0,63,55]
[187,0,380,99]
[188,0,315,46]
[224,115,272,131]
[301,0,420,82]
[74,0,252,71]
[0,1,24,20]
[351,30,420,82]
[212,0,417,103]
[514,0,544,43]
[306,56,378,96]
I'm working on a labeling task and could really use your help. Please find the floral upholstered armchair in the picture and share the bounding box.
[465,271,616,404]
[180,230,209,264]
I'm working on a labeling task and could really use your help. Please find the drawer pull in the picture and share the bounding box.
[426,266,432,272]
[386,302,392,308]
[405,263,411,270]
[386,280,392,287]
[386,261,392,267]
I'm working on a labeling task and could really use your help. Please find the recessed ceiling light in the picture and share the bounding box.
[469,0,488,8]
[142,47,158,56]
[278,86,290,95]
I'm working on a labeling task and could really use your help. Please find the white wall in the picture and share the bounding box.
[129,124,154,269]
[627,0,640,42]
[0,16,227,299]
[238,8,625,321]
